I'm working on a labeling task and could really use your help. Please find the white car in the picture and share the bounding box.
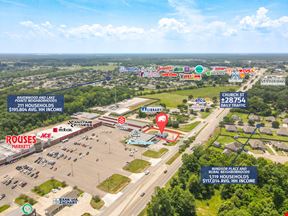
[144,170,150,175]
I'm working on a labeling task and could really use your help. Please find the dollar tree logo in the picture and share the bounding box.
[21,203,33,215]
[194,65,204,74]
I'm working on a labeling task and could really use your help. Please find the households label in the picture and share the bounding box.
[220,92,247,108]
[201,166,258,184]
[7,95,64,112]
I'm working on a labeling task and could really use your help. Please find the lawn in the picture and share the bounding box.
[15,194,37,206]
[166,141,178,146]
[0,204,10,213]
[143,148,168,158]
[97,174,131,194]
[32,179,66,196]
[196,190,222,216]
[200,111,211,119]
[179,121,201,132]
[166,152,181,165]
[144,86,238,108]
[123,159,151,173]
[216,136,235,144]
[90,197,105,210]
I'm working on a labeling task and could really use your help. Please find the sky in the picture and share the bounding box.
[0,0,288,53]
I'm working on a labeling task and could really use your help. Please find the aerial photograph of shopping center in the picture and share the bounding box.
[0,0,288,216]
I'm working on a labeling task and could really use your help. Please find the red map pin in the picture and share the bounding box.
[156,112,168,134]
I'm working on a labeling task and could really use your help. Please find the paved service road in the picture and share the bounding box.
[100,69,265,216]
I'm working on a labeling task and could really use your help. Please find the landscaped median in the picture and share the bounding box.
[90,195,105,210]
[97,174,131,194]
[15,194,37,206]
[179,121,201,132]
[166,152,181,165]
[123,159,151,173]
[0,204,10,213]
[32,178,67,196]
[142,148,168,158]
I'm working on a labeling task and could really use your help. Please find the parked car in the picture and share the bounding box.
[0,194,5,200]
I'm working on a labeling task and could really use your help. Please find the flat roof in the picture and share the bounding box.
[35,124,82,142]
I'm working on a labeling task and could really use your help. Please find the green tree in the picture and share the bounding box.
[272,121,280,129]
[147,188,175,216]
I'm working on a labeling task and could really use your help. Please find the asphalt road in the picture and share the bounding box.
[100,69,264,216]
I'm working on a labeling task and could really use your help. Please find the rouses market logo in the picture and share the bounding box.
[5,135,37,149]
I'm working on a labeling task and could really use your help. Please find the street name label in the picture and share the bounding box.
[220,92,247,108]
[7,95,64,112]
[201,166,258,184]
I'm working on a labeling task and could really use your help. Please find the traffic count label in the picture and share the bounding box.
[220,92,247,108]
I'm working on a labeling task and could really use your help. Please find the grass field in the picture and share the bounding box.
[90,197,105,210]
[123,159,151,173]
[216,136,235,144]
[0,204,10,213]
[97,174,131,194]
[32,179,66,196]
[15,194,37,206]
[179,121,201,132]
[166,152,181,165]
[143,148,168,158]
[200,111,211,119]
[143,86,238,108]
[196,191,222,216]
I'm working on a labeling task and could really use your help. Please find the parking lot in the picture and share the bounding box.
[0,125,154,207]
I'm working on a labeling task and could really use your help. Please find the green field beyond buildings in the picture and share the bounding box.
[144,86,238,108]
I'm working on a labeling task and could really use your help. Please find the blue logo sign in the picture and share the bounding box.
[201,166,258,184]
[220,92,247,108]
[141,106,163,113]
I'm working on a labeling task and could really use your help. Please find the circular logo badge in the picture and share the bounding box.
[194,65,204,74]
[117,116,126,125]
[21,203,33,215]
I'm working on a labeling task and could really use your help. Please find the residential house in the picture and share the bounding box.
[243,126,256,134]
[283,118,288,125]
[248,114,260,122]
[224,142,242,153]
[249,139,266,151]
[265,116,276,122]
[231,115,241,121]
[213,141,221,148]
[270,141,288,152]
[277,127,288,136]
[259,127,273,135]
[225,125,238,132]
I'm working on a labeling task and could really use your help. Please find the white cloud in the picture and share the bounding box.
[19,20,145,40]
[240,7,288,30]
[158,18,188,33]
[20,21,54,37]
